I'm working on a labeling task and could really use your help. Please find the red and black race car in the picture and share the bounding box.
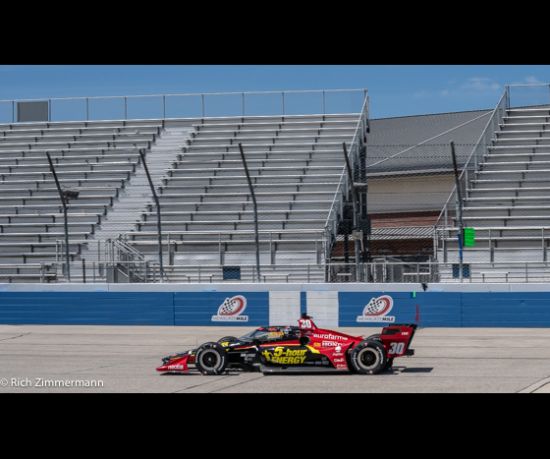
[157,317,417,375]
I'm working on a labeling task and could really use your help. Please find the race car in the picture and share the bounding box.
[156,317,417,375]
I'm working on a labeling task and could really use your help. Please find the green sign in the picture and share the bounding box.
[463,227,476,247]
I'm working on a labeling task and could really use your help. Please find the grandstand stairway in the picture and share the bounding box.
[438,106,550,281]
[75,125,195,275]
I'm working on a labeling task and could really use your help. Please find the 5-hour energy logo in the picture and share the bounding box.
[262,347,307,365]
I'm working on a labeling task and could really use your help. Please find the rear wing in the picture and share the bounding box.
[379,324,417,357]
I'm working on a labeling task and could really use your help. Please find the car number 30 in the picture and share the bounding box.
[389,342,405,354]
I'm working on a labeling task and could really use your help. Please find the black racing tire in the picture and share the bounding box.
[217,336,239,346]
[195,342,228,375]
[348,340,387,375]
[365,335,393,371]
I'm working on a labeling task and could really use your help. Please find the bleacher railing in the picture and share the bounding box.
[6,260,550,283]
[506,82,550,108]
[324,91,369,261]
[433,87,509,259]
[0,89,367,123]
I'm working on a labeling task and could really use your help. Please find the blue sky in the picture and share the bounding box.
[0,65,549,119]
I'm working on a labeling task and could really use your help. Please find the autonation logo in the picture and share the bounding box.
[211,295,249,322]
[356,295,396,323]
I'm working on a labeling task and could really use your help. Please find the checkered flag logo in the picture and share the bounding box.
[363,295,393,317]
[217,295,247,316]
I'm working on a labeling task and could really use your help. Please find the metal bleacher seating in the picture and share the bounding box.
[0,119,163,282]
[439,105,550,281]
[124,114,360,282]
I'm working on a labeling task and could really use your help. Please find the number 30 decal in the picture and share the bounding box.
[389,342,405,354]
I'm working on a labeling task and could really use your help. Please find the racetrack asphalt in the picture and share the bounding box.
[1,325,550,393]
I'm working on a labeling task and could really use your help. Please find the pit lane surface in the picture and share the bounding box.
[1,325,550,393]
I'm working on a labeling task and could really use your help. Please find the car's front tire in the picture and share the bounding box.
[195,342,228,375]
[348,340,387,375]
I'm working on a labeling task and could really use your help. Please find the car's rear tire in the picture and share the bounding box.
[348,340,387,375]
[195,342,228,375]
[365,334,393,371]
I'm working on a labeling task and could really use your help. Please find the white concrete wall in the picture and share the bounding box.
[268,291,300,325]
[306,291,339,327]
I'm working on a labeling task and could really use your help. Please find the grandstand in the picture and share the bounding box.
[1,84,549,283]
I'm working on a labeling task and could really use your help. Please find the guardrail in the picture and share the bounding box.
[5,259,550,283]
[506,82,550,108]
[436,226,550,264]
[0,89,367,124]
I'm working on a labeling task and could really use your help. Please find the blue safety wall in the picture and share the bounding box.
[339,292,462,327]
[338,291,550,327]
[0,290,269,326]
[0,292,174,325]
[1,284,550,327]
[174,291,268,326]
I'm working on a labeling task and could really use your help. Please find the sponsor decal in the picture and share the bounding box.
[167,364,184,371]
[313,333,348,341]
[267,331,284,339]
[262,346,308,365]
[356,295,395,323]
[211,295,249,322]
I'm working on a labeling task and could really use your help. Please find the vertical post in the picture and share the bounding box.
[46,152,70,282]
[543,228,546,263]
[201,94,205,117]
[239,143,261,282]
[163,95,166,119]
[139,149,165,281]
[322,90,326,114]
[124,97,128,119]
[86,98,90,121]
[281,92,285,116]
[242,93,245,116]
[82,259,86,283]
[12,100,15,123]
[451,141,464,282]
[342,143,361,281]
[48,99,52,122]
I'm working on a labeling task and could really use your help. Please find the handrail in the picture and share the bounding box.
[505,82,550,109]
[114,238,144,261]
[323,91,369,254]
[0,88,368,123]
[506,82,550,88]
[0,88,368,104]
[434,88,508,230]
